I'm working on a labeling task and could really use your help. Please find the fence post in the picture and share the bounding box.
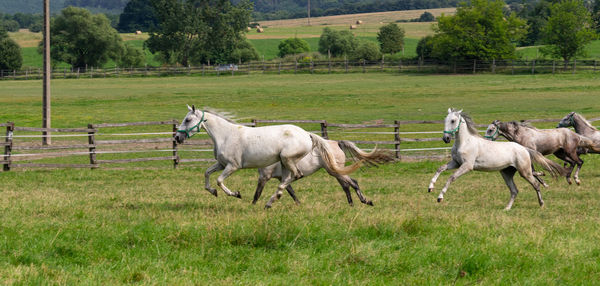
[398,59,402,73]
[77,67,80,79]
[595,60,597,72]
[473,59,476,74]
[511,60,515,75]
[492,59,496,74]
[251,119,257,128]
[87,124,97,169]
[381,55,384,71]
[320,121,328,139]
[394,120,401,159]
[573,59,576,74]
[328,50,332,74]
[552,60,555,74]
[345,56,348,73]
[310,60,314,74]
[362,59,366,73]
[90,66,93,79]
[172,123,179,169]
[295,59,298,74]
[3,122,13,171]
[278,61,281,75]
[532,60,535,75]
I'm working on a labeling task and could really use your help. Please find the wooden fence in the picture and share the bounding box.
[1,59,599,80]
[2,116,599,171]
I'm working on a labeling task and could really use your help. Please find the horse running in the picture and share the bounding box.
[428,109,565,210]
[252,140,395,206]
[558,112,600,144]
[174,105,362,208]
[485,120,600,185]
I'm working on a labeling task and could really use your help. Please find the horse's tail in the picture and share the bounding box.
[527,148,567,178]
[337,140,396,167]
[309,133,362,175]
[576,135,600,153]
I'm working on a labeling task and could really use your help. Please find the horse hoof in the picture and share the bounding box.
[428,188,433,193]
[366,201,374,206]
[575,180,581,186]
[208,189,218,197]
[251,199,258,205]
[234,192,242,199]
[437,198,443,203]
[264,205,272,210]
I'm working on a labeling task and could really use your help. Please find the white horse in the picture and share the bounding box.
[252,140,395,206]
[174,105,361,208]
[428,109,565,210]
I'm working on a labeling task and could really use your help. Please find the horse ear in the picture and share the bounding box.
[187,105,193,112]
[192,105,196,112]
[448,108,452,113]
[457,109,463,114]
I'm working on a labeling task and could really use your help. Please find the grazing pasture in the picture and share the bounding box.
[2,73,600,283]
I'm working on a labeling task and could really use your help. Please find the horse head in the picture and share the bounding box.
[484,120,501,141]
[174,105,207,144]
[443,108,463,143]
[557,112,576,128]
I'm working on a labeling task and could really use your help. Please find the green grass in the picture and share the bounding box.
[2,73,600,283]
[517,40,600,60]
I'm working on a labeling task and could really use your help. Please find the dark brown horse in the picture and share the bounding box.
[485,120,600,185]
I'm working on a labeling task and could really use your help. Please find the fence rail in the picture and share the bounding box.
[1,58,599,81]
[2,116,599,171]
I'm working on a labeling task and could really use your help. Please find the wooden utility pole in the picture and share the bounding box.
[307,0,311,25]
[43,0,51,145]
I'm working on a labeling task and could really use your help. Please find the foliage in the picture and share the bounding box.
[64,0,129,12]
[416,35,435,59]
[377,23,405,54]
[44,6,140,68]
[592,0,600,33]
[28,20,42,33]
[278,37,310,58]
[146,0,253,66]
[230,39,259,63]
[117,44,146,67]
[0,27,23,70]
[540,0,597,63]
[350,40,381,61]
[318,27,359,57]
[516,0,552,46]
[427,0,526,60]
[1,19,20,32]
[117,0,158,33]
[419,11,436,21]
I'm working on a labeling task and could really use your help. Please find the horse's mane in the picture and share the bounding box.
[512,121,538,130]
[574,112,598,131]
[459,112,481,136]
[204,108,238,124]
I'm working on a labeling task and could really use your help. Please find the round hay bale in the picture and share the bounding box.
[247,27,252,31]
[350,25,357,29]
[135,30,142,35]
[356,20,363,24]
[257,27,264,33]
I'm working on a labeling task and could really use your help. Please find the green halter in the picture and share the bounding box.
[484,124,499,141]
[558,113,575,128]
[443,116,462,135]
[177,111,207,138]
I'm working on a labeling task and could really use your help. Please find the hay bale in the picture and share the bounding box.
[350,25,357,29]
[135,30,142,35]
[247,27,252,31]
[257,27,264,33]
[356,20,363,25]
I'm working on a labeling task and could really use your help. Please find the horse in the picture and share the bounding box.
[174,105,362,208]
[557,112,600,145]
[428,108,566,210]
[485,120,600,185]
[252,140,395,206]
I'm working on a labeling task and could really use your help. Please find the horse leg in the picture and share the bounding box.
[428,160,459,192]
[348,177,373,206]
[204,163,224,197]
[518,165,544,207]
[554,149,574,185]
[252,175,269,204]
[280,153,304,180]
[564,148,584,185]
[265,169,294,209]
[285,185,301,205]
[500,167,519,210]
[573,159,583,186]
[437,163,472,203]
[335,176,354,206]
[531,163,548,188]
[216,164,242,198]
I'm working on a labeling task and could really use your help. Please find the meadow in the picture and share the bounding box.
[2,72,600,284]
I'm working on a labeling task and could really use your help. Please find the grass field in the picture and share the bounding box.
[2,72,600,283]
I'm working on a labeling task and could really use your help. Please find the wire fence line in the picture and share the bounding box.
[1,58,599,81]
[3,116,598,171]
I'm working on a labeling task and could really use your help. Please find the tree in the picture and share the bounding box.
[540,0,597,64]
[278,37,310,57]
[377,23,405,54]
[118,44,145,67]
[429,0,526,61]
[416,35,434,59]
[318,27,358,57]
[350,40,381,61]
[0,27,22,71]
[418,11,435,22]
[516,0,552,46]
[146,0,254,66]
[117,0,158,33]
[592,0,600,33]
[44,7,135,68]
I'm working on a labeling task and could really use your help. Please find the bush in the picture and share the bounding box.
[418,11,435,22]
[318,27,358,57]
[1,19,20,32]
[278,38,310,58]
[28,21,42,33]
[118,44,145,67]
[0,31,22,70]
[229,40,259,63]
[377,23,405,54]
[350,40,381,61]
[416,35,435,59]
